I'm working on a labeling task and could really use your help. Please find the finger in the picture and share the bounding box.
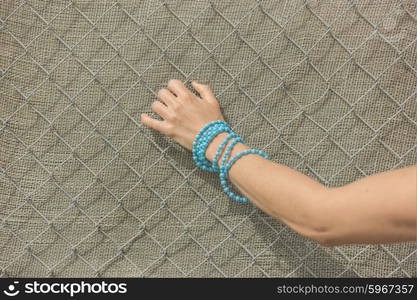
[140,113,170,135]
[157,88,176,106]
[191,81,217,104]
[151,100,171,120]
[167,79,190,97]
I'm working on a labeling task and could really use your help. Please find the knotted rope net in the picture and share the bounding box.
[0,0,416,277]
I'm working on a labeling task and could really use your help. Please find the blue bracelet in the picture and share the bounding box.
[211,132,239,172]
[192,120,270,203]
[192,120,232,172]
[219,136,244,169]
[192,121,226,168]
[195,123,232,171]
[219,140,269,202]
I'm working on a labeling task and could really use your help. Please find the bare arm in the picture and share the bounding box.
[205,132,416,246]
[141,80,416,247]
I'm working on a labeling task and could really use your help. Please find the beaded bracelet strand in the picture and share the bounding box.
[192,121,228,164]
[192,120,232,172]
[219,136,244,171]
[193,121,231,163]
[220,148,269,202]
[218,136,244,201]
[192,120,269,203]
[196,124,232,171]
[211,132,239,172]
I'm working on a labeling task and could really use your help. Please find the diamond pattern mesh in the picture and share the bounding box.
[0,0,416,277]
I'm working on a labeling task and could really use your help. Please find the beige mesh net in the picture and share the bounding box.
[0,0,416,277]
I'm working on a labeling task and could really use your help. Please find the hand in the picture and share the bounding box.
[140,79,225,151]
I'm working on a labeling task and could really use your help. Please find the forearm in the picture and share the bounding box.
[205,133,331,243]
[205,133,416,247]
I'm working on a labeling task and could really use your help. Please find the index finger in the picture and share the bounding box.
[140,113,170,135]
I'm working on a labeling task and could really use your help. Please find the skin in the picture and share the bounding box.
[141,79,417,247]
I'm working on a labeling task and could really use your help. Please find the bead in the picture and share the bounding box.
[192,121,233,172]
[219,148,269,203]
[192,120,271,203]
[212,132,238,171]
[220,136,244,169]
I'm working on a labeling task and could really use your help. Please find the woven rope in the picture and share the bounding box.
[0,0,416,277]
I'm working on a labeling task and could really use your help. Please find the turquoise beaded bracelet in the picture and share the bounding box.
[192,120,269,203]
[219,136,244,169]
[220,146,269,202]
[211,132,239,172]
[192,120,232,172]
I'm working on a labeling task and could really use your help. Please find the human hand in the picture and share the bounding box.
[140,79,225,151]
